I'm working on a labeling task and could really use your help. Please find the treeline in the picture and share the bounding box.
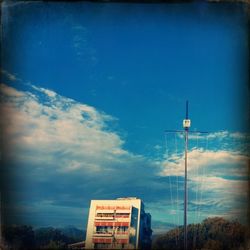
[1,217,249,250]
[152,217,249,250]
[1,225,85,250]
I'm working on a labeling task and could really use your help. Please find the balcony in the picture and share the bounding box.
[95,221,130,227]
[95,216,115,220]
[92,238,112,244]
[93,232,113,237]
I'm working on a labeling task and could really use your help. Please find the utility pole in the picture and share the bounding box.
[183,101,191,250]
[165,101,207,250]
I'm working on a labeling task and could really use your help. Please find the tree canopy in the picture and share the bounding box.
[152,217,249,250]
[2,225,85,250]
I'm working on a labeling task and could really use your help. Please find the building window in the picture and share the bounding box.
[95,226,113,234]
[117,226,128,233]
[96,212,130,218]
[96,213,114,218]
[94,243,111,249]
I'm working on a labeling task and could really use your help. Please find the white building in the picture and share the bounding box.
[85,197,152,249]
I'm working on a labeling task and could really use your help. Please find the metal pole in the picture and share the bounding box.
[184,101,189,250]
[184,129,188,250]
[165,101,208,250]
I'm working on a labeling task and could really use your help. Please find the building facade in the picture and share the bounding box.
[85,197,152,249]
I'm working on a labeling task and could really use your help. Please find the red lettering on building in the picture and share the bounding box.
[96,205,131,210]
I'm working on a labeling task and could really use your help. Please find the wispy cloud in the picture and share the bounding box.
[187,130,250,140]
[2,1,36,8]
[71,25,98,64]
[1,69,20,82]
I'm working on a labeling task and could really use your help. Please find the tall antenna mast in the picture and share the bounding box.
[165,101,207,250]
[183,101,191,250]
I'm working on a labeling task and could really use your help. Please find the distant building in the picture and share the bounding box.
[85,197,152,249]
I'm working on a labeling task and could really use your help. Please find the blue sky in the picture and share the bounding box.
[1,1,249,233]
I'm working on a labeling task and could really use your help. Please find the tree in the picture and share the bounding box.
[2,225,35,250]
[152,217,248,250]
[2,225,82,249]
[34,227,73,249]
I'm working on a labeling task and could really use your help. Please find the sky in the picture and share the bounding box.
[0,1,249,233]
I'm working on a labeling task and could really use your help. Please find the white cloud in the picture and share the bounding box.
[230,132,250,140]
[191,176,248,196]
[160,146,249,223]
[32,85,57,98]
[0,83,24,97]
[189,176,248,222]
[0,83,127,173]
[161,148,249,177]
[187,130,250,141]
